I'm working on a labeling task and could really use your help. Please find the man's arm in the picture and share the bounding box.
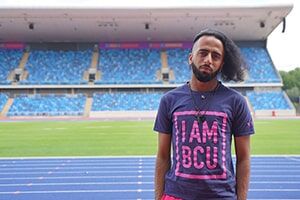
[155,132,171,200]
[234,135,251,200]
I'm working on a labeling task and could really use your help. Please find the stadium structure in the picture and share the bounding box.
[0,1,296,119]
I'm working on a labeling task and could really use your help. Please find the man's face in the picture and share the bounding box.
[189,35,224,82]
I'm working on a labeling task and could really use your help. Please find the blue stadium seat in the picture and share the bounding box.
[0,46,280,85]
[96,49,162,84]
[167,48,191,83]
[166,47,281,84]
[8,94,86,116]
[20,50,92,85]
[246,91,291,110]
[0,49,23,84]
[0,93,9,111]
[92,92,163,111]
[240,47,280,83]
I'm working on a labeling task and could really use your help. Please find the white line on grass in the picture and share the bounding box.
[84,126,112,129]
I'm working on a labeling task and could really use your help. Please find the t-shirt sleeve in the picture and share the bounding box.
[232,96,255,137]
[153,95,172,134]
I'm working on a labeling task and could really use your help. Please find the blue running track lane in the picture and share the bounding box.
[0,156,300,200]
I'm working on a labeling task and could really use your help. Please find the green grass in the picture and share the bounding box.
[251,119,300,154]
[0,119,299,157]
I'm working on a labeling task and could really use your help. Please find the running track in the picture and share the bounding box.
[0,156,300,200]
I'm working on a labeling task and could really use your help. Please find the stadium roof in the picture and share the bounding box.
[0,1,293,42]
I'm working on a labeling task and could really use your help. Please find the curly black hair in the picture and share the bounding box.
[192,29,247,82]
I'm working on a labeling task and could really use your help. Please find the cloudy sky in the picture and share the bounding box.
[2,0,299,71]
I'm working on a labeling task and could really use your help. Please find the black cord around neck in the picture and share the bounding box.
[188,82,220,124]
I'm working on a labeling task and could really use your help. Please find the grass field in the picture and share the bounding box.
[0,119,299,157]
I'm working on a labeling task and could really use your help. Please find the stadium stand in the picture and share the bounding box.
[0,93,9,112]
[0,46,282,85]
[92,92,162,111]
[240,47,281,83]
[7,94,86,116]
[166,46,281,84]
[0,44,295,117]
[96,49,162,84]
[0,49,23,84]
[246,91,292,110]
[0,3,296,118]
[20,50,92,85]
[167,48,191,83]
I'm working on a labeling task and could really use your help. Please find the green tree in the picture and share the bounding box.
[280,68,300,109]
[279,67,300,91]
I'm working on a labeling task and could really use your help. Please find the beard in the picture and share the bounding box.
[190,62,220,82]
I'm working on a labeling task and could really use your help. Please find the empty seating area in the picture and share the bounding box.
[7,94,86,116]
[246,91,292,110]
[1,90,294,116]
[0,49,23,84]
[0,93,8,111]
[240,47,280,83]
[0,46,283,85]
[0,44,294,117]
[92,92,162,111]
[21,50,92,85]
[167,49,191,83]
[96,49,162,84]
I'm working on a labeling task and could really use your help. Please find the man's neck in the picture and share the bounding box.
[189,77,219,92]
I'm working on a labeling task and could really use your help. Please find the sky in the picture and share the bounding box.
[1,0,299,72]
[267,0,299,71]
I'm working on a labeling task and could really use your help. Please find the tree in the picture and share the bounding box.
[279,67,300,91]
[279,68,300,108]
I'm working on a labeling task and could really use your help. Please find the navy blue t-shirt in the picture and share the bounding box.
[154,82,254,200]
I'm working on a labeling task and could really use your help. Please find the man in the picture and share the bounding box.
[154,29,254,200]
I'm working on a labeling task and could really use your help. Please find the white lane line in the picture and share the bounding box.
[252,163,300,165]
[3,169,300,175]
[5,166,299,172]
[250,181,300,184]
[251,169,300,172]
[0,162,155,167]
[0,181,154,187]
[2,163,299,169]
[0,189,155,195]
[251,175,300,177]
[1,160,297,165]
[0,170,153,175]
[2,188,299,195]
[287,157,300,162]
[1,180,300,187]
[249,189,300,192]
[0,166,154,171]
[0,175,152,180]
[2,174,300,181]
